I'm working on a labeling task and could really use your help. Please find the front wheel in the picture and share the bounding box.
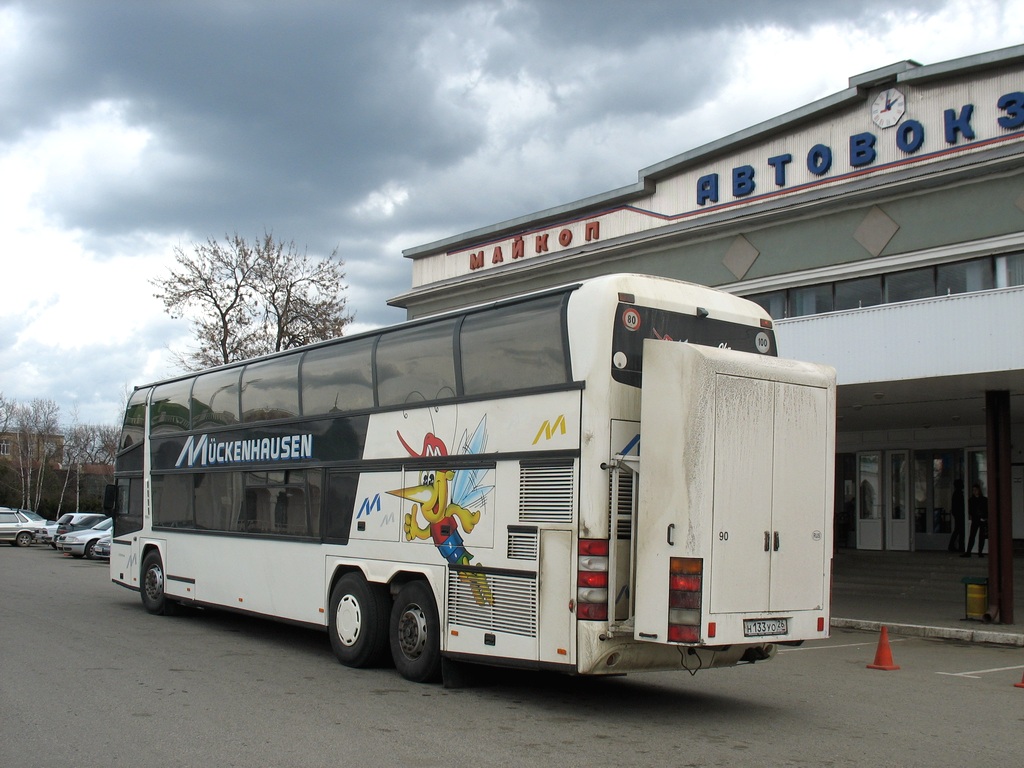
[328,573,390,668]
[84,540,97,559]
[389,580,442,683]
[140,550,178,616]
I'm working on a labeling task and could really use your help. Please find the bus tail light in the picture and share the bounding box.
[668,557,702,643]
[577,538,609,621]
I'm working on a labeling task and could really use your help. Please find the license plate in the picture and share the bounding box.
[743,618,788,637]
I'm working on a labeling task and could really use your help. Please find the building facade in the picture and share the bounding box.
[392,47,1024,565]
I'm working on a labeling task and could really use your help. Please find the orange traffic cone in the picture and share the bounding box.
[1015,669,1024,689]
[866,626,900,671]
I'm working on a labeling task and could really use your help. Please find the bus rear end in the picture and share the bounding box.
[630,341,835,658]
[565,277,834,676]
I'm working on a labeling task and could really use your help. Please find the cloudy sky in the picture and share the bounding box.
[3,0,1023,426]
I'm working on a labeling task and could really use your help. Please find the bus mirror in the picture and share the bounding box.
[103,484,118,514]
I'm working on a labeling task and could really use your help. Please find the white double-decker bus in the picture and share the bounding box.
[107,273,835,683]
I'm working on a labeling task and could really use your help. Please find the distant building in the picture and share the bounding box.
[0,430,65,469]
[394,45,1024,554]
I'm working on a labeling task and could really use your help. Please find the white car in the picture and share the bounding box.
[49,512,107,549]
[56,517,113,559]
[0,508,46,547]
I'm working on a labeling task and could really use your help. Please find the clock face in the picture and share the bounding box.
[871,88,906,128]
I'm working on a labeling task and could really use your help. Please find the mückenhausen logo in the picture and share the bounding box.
[175,433,314,468]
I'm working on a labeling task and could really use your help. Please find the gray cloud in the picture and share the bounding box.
[0,0,1010,424]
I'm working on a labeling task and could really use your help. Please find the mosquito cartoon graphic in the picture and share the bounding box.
[389,415,494,605]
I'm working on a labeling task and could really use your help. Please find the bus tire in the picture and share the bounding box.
[141,550,178,616]
[389,580,442,683]
[328,573,390,668]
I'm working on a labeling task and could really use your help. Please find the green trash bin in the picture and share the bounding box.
[961,576,988,621]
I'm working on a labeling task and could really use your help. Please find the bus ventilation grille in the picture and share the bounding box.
[518,460,575,524]
[447,569,538,638]
[507,529,539,561]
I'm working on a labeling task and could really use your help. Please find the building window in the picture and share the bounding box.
[937,259,993,295]
[885,266,934,303]
[749,290,787,319]
[1004,253,1024,286]
[834,275,882,310]
[743,255,1005,320]
[790,284,833,317]
[0,440,9,456]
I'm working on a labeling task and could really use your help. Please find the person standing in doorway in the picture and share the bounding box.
[947,479,965,554]
[962,483,988,557]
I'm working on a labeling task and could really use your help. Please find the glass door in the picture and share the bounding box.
[886,451,911,550]
[856,452,882,550]
[912,450,962,550]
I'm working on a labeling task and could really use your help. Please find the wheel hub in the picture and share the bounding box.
[144,564,164,601]
[336,595,362,647]
[397,604,428,660]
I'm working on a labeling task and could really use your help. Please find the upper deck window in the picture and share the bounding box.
[191,368,241,428]
[150,380,192,434]
[121,387,150,449]
[375,319,457,407]
[301,336,375,415]
[460,294,568,395]
[241,357,300,422]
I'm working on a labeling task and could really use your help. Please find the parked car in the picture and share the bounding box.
[56,517,112,559]
[50,513,107,549]
[0,507,44,547]
[35,519,59,544]
[13,510,60,543]
[91,534,111,561]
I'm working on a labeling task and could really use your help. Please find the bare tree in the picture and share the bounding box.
[153,232,351,371]
[0,392,12,435]
[59,408,87,514]
[14,398,60,511]
[58,419,118,513]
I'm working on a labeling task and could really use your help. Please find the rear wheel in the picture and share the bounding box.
[140,550,177,616]
[15,531,33,547]
[389,580,442,683]
[328,573,390,668]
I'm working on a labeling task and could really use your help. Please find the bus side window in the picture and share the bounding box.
[375,320,457,406]
[324,471,359,544]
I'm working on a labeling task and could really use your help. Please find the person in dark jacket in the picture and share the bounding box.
[962,483,988,557]
[947,479,965,554]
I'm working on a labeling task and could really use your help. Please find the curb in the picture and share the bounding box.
[831,617,1024,647]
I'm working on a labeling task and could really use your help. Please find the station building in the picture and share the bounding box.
[391,46,1024,567]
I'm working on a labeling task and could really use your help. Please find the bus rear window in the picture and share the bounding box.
[610,303,776,387]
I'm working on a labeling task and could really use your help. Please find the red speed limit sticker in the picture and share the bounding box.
[621,307,641,331]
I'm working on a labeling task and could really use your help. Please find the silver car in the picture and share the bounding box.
[92,534,111,560]
[0,508,44,547]
[56,517,112,559]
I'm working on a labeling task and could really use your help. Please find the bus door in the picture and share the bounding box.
[538,529,574,664]
[111,476,144,589]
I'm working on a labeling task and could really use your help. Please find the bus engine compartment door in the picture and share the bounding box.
[632,340,835,645]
